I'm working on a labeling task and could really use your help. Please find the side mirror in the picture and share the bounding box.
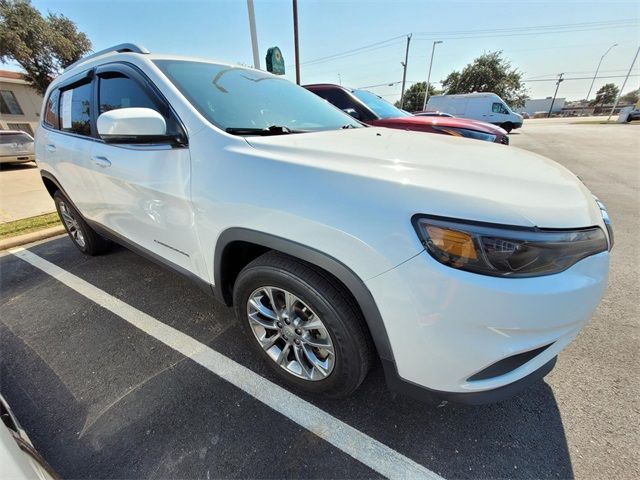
[342,108,361,120]
[97,107,168,143]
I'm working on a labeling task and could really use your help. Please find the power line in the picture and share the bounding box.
[300,35,406,66]
[524,74,639,82]
[358,74,638,91]
[412,23,637,42]
[412,19,636,37]
[296,19,637,68]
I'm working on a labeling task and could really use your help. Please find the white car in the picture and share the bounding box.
[35,44,612,404]
[0,130,35,164]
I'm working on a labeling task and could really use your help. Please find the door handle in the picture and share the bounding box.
[92,156,111,168]
[46,144,56,152]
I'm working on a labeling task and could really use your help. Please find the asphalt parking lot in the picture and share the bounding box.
[1,119,638,479]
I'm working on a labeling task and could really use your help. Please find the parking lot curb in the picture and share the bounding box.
[0,225,65,251]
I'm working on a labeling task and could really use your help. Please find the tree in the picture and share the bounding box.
[395,82,437,112]
[441,51,528,108]
[590,83,619,107]
[621,88,639,105]
[0,0,91,94]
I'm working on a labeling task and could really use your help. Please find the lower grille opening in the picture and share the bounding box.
[468,343,553,381]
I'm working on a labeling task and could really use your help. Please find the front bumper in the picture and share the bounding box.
[366,249,609,401]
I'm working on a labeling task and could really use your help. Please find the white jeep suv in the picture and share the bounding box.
[35,44,612,404]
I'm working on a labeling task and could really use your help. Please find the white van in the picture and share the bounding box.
[427,93,523,132]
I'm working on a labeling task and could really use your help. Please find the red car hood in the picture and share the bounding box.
[371,115,506,135]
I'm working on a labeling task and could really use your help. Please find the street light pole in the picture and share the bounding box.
[246,0,260,69]
[399,34,412,110]
[422,40,443,111]
[548,73,564,118]
[292,0,301,85]
[607,46,640,122]
[586,43,618,101]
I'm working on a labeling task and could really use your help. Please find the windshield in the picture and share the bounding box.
[0,132,33,145]
[351,90,411,119]
[154,60,361,134]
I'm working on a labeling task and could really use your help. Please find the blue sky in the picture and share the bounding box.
[12,0,640,102]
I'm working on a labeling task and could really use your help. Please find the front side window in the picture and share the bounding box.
[44,90,60,129]
[98,73,157,114]
[61,82,92,136]
[351,89,411,119]
[154,60,361,134]
[0,90,24,115]
[492,102,509,114]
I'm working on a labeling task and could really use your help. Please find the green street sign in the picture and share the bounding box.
[266,47,285,75]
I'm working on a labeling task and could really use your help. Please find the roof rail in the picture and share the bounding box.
[64,43,150,71]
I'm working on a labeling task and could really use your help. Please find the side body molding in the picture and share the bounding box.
[214,228,395,362]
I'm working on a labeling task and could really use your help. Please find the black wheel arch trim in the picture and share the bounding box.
[214,228,395,362]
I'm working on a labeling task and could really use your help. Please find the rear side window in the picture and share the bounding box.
[61,82,92,136]
[98,73,157,114]
[44,90,60,129]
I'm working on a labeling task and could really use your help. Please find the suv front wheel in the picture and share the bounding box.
[233,251,374,397]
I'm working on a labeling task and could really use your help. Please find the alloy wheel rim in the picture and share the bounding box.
[59,201,86,249]
[247,286,335,381]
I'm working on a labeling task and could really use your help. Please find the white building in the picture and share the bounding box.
[517,97,566,117]
[0,70,43,136]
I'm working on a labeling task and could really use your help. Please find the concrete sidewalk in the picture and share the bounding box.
[0,162,54,223]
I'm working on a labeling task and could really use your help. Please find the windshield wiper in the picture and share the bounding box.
[226,125,303,136]
[341,124,358,129]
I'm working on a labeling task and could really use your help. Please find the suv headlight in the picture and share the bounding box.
[412,215,608,278]
[433,126,497,143]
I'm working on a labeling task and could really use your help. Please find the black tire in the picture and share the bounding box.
[501,122,514,133]
[53,190,111,255]
[233,251,374,398]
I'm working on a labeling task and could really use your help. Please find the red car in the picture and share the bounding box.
[305,84,509,145]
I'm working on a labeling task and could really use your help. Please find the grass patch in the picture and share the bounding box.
[0,212,61,239]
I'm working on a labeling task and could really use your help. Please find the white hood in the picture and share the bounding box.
[245,127,602,229]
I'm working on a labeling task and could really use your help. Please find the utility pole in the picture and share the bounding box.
[548,73,564,118]
[422,40,443,111]
[292,0,301,85]
[607,46,640,122]
[399,34,412,110]
[586,43,618,102]
[247,0,260,69]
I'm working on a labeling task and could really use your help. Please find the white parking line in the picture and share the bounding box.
[9,246,443,480]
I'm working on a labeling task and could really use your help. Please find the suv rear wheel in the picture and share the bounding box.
[233,251,374,397]
[54,191,111,255]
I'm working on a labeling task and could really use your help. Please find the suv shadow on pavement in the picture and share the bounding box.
[1,237,573,479]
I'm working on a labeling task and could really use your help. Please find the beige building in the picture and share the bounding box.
[0,70,43,136]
